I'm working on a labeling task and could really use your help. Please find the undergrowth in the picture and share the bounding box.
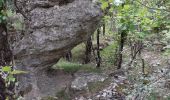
[52,59,101,74]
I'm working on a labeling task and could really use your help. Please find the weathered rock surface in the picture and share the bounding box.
[71,72,108,91]
[72,74,127,100]
[11,0,102,99]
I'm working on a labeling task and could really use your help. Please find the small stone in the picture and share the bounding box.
[79,96,86,100]
[96,95,100,98]
[102,92,107,97]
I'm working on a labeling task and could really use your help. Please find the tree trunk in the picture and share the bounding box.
[117,30,126,69]
[65,51,72,61]
[96,28,101,68]
[84,36,92,64]
[103,23,105,36]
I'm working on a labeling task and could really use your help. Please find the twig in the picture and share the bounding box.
[128,44,143,66]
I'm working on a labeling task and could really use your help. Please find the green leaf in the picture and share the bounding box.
[7,74,15,82]
[138,32,146,39]
[124,5,130,10]
[101,1,109,10]
[2,66,11,72]
[6,9,14,17]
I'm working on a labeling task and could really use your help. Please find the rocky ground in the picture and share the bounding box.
[63,48,170,100]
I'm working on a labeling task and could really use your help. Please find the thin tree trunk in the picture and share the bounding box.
[96,28,101,68]
[103,23,105,36]
[117,31,126,69]
[142,58,145,75]
[128,41,143,66]
[65,51,72,61]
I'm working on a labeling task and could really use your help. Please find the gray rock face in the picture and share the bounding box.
[12,0,102,99]
[71,72,107,91]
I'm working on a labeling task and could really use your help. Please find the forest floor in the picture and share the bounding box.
[51,35,170,100]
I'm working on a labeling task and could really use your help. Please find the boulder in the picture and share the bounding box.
[71,72,108,91]
[11,0,103,99]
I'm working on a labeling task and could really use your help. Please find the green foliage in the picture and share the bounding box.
[52,60,101,74]
[116,3,154,40]
[100,0,170,43]
[1,66,28,85]
[0,0,23,30]
[101,42,118,65]
[0,0,7,23]
[0,66,28,99]
[53,61,81,73]
[162,49,170,56]
[100,0,113,10]
[2,66,15,83]
[166,96,170,100]
[0,0,5,7]
[71,43,86,62]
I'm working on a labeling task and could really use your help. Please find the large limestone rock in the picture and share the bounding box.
[12,0,102,99]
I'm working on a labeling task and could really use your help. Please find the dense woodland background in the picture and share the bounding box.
[0,0,170,100]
